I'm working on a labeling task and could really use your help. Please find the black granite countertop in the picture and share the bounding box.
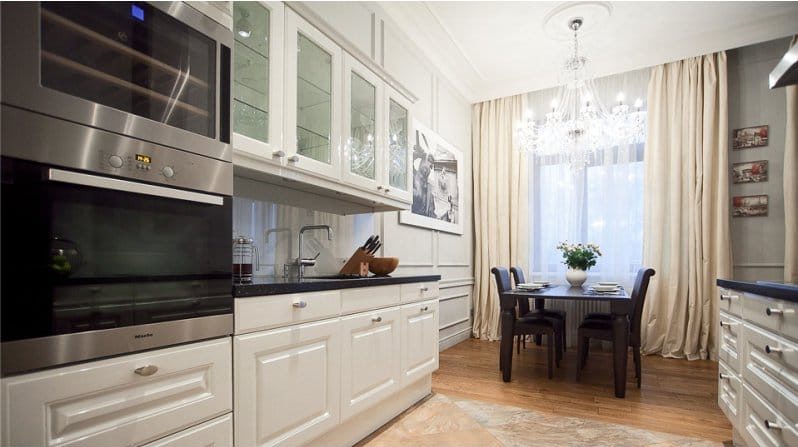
[234,274,442,297]
[717,279,798,302]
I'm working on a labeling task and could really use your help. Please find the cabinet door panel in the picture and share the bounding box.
[233,1,284,163]
[235,318,340,447]
[343,53,383,191]
[1,339,232,447]
[284,9,342,180]
[383,87,413,203]
[340,307,401,421]
[401,299,439,384]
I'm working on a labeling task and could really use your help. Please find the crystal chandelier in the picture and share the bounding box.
[517,18,646,169]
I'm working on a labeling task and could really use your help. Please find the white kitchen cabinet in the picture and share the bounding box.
[284,8,343,180]
[342,53,384,191]
[234,317,341,447]
[401,299,440,385]
[142,414,233,447]
[382,85,414,203]
[339,306,401,422]
[233,1,285,166]
[1,338,232,447]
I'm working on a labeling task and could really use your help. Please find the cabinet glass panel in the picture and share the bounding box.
[349,73,376,180]
[234,2,269,143]
[40,2,216,138]
[296,33,332,164]
[388,99,409,191]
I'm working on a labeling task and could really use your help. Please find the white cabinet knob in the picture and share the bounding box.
[293,300,307,308]
[420,286,429,292]
[273,150,286,158]
[377,185,384,190]
[134,365,158,376]
[287,155,300,163]
[371,316,382,323]
[421,306,429,312]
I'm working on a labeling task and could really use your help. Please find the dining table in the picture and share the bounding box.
[500,284,632,398]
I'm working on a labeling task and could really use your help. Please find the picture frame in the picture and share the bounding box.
[399,120,465,235]
[732,195,768,217]
[732,160,768,184]
[732,125,768,150]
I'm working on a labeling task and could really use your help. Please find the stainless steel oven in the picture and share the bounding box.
[1,1,232,162]
[0,1,235,376]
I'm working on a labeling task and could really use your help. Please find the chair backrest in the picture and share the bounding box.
[630,268,656,346]
[509,266,531,315]
[491,267,512,296]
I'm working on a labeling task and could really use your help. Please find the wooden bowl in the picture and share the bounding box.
[369,257,399,276]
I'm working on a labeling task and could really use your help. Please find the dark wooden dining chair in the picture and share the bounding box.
[492,267,561,379]
[575,268,655,388]
[510,266,567,353]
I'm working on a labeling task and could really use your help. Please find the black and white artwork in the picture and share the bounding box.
[400,120,464,235]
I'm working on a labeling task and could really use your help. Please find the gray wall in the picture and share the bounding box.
[728,37,791,281]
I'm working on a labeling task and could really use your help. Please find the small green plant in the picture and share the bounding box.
[556,242,602,270]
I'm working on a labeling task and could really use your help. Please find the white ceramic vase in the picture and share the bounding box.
[566,268,587,287]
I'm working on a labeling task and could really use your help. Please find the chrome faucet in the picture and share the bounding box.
[297,225,334,280]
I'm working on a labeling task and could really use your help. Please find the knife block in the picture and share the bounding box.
[339,248,373,276]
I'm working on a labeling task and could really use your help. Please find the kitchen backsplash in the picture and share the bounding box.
[233,194,377,278]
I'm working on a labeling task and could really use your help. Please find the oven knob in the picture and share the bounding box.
[108,155,124,168]
[162,166,175,178]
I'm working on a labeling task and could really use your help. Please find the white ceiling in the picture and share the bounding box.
[380,1,798,103]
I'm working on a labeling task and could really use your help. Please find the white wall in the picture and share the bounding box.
[728,37,791,282]
[237,2,474,350]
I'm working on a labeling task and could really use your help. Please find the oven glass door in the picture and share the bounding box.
[1,158,232,343]
[40,1,216,138]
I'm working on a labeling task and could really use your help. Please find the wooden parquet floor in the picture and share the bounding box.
[432,338,733,443]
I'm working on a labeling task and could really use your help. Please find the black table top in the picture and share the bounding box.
[503,284,631,301]
[234,274,442,297]
[717,279,798,302]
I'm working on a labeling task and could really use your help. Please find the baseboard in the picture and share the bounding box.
[439,327,471,351]
[305,375,432,447]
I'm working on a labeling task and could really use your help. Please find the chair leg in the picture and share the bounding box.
[534,334,542,346]
[546,330,554,379]
[580,337,590,369]
[561,323,567,352]
[634,348,642,388]
[517,335,522,355]
[554,328,562,367]
[522,336,526,349]
[576,334,585,382]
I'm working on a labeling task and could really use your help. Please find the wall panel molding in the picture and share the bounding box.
[439,277,475,289]
[440,317,469,331]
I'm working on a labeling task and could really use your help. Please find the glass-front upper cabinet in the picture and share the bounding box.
[342,54,383,190]
[284,9,342,180]
[232,1,284,163]
[383,86,413,203]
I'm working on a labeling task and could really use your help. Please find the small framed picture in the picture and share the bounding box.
[732,160,768,183]
[732,125,768,150]
[732,195,768,217]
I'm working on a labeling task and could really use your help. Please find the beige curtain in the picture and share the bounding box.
[785,36,798,284]
[640,52,733,360]
[472,95,528,340]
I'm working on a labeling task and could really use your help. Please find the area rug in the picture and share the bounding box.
[358,393,722,447]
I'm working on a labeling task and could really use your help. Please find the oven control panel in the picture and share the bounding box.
[102,151,178,182]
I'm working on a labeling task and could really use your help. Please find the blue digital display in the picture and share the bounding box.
[131,4,144,21]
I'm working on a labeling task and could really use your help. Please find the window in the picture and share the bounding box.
[529,144,644,287]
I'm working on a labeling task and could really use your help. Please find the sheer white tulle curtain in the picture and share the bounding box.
[526,69,650,346]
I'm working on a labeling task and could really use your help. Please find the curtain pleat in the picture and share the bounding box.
[785,36,798,284]
[471,95,528,341]
[640,52,732,360]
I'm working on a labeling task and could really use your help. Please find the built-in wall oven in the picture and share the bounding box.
[1,2,234,376]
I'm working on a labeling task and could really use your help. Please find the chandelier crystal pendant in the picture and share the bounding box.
[517,18,646,169]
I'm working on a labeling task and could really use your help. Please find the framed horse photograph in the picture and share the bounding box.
[399,120,465,235]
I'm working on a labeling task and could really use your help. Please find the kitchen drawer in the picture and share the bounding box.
[719,311,743,374]
[341,285,401,314]
[401,281,440,303]
[743,292,798,342]
[719,287,743,318]
[741,384,798,447]
[718,360,741,426]
[142,413,232,447]
[235,290,341,334]
[742,324,798,421]
[2,338,232,447]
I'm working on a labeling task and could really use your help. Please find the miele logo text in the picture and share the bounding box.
[134,333,154,339]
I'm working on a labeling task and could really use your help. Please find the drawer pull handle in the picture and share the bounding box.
[766,307,795,316]
[293,301,307,308]
[134,365,158,376]
[719,320,739,328]
[719,373,731,380]
[421,306,429,312]
[372,316,382,323]
[765,345,782,354]
[764,420,782,430]
[720,294,739,301]
[420,287,429,292]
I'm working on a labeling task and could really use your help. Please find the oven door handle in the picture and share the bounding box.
[48,169,225,206]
